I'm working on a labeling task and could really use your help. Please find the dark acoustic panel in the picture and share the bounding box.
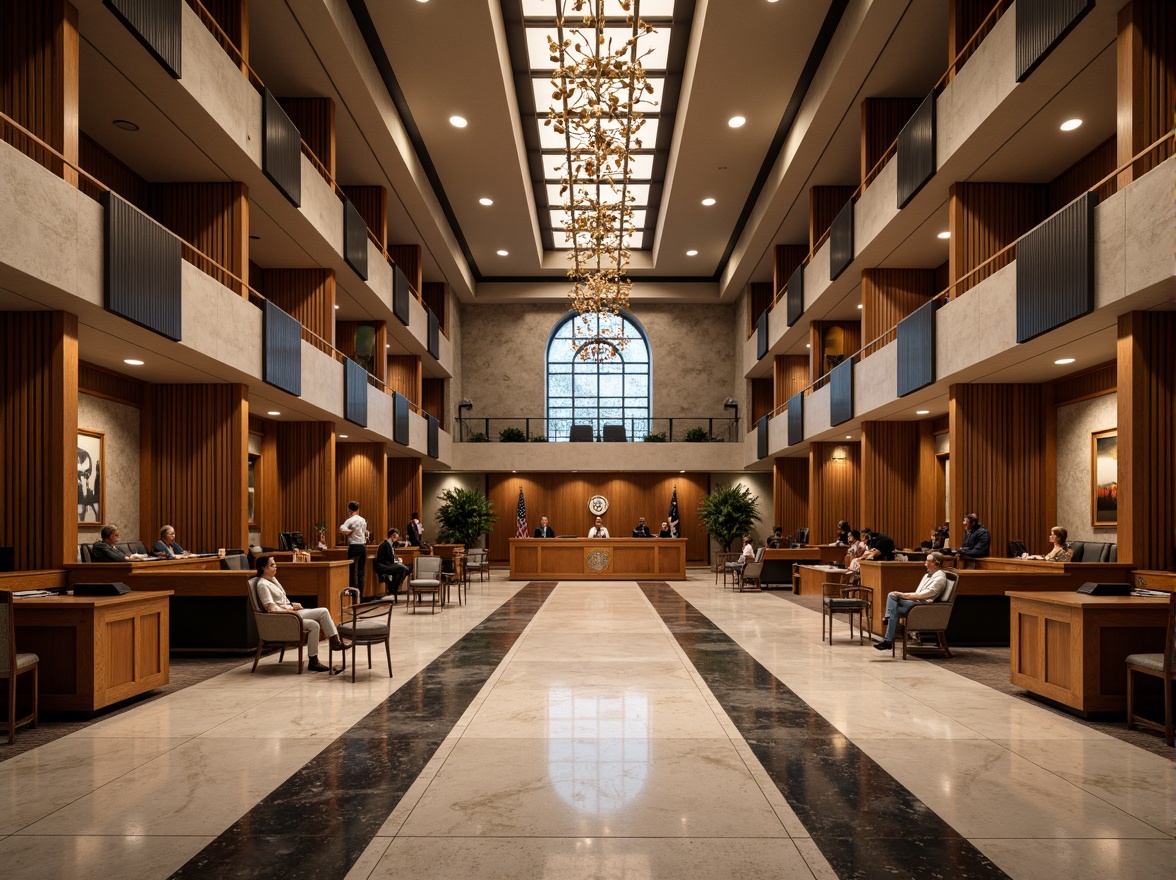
[262,300,302,397]
[102,191,182,341]
[393,267,411,326]
[427,414,439,460]
[897,299,937,398]
[829,358,854,427]
[262,90,301,207]
[427,309,440,359]
[342,196,368,281]
[756,310,768,361]
[392,392,410,446]
[829,198,854,280]
[1016,192,1097,343]
[786,262,805,327]
[757,415,769,461]
[787,392,804,447]
[343,358,368,427]
[897,91,936,208]
[104,0,181,78]
[1016,0,1095,82]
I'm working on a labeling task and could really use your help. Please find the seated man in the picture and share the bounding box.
[91,524,148,562]
[153,525,193,558]
[875,552,948,650]
[956,513,991,560]
[373,528,411,600]
[534,516,555,538]
[631,517,652,538]
[254,556,345,672]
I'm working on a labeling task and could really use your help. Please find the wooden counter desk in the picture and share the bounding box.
[1007,590,1170,715]
[796,565,852,596]
[510,538,686,581]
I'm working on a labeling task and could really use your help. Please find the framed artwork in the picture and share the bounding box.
[1091,429,1117,527]
[77,429,105,525]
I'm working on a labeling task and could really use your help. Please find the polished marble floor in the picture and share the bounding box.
[0,573,1172,879]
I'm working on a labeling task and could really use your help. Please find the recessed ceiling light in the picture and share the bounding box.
[338,434,348,439]
[479,197,493,206]
[386,344,390,349]
[113,119,139,132]
[449,115,468,128]
[1060,118,1082,132]
[496,249,509,256]
[846,435,852,440]
[249,234,261,241]
[334,304,339,310]
[805,343,811,348]
[123,358,144,366]
[937,231,951,239]
[857,303,863,309]
[267,411,280,416]
[686,249,698,256]
[916,410,930,415]
[701,197,716,206]
[728,116,746,128]
[1054,357,1076,365]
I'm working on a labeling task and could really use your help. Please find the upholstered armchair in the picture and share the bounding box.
[246,576,308,673]
[893,571,959,659]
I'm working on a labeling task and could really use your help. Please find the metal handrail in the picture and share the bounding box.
[456,415,741,443]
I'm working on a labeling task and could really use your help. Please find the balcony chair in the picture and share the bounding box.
[408,556,443,613]
[331,588,393,682]
[891,570,960,659]
[1,590,38,744]
[1125,590,1176,746]
[822,581,873,644]
[569,424,594,442]
[602,424,627,442]
[245,576,308,673]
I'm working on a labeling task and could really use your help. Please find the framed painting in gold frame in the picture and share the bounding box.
[1091,428,1117,527]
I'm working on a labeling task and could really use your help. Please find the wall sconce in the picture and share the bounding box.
[831,445,849,461]
[457,398,473,414]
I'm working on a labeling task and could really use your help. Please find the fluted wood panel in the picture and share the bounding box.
[774,356,809,408]
[262,89,301,207]
[773,245,807,299]
[917,421,941,537]
[773,458,809,536]
[422,378,445,428]
[1117,311,1175,571]
[749,282,773,336]
[278,97,335,178]
[487,473,710,563]
[0,311,78,569]
[1052,361,1115,406]
[336,443,386,545]
[422,281,447,335]
[257,422,279,545]
[1117,0,1175,184]
[388,245,422,296]
[341,186,387,250]
[200,0,246,68]
[1049,137,1115,210]
[809,442,860,545]
[105,0,181,77]
[949,384,1047,561]
[151,182,249,294]
[387,355,421,404]
[337,321,387,382]
[387,457,422,540]
[263,268,335,344]
[1016,0,1095,82]
[862,269,936,355]
[276,421,335,543]
[897,299,937,398]
[809,186,855,251]
[104,191,183,340]
[949,0,1006,79]
[861,421,922,549]
[861,97,921,183]
[80,133,149,210]
[1016,192,1096,343]
[140,383,248,554]
[948,182,1047,297]
[79,361,145,407]
[750,378,774,432]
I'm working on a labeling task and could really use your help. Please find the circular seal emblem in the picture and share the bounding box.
[586,549,611,572]
[588,494,609,516]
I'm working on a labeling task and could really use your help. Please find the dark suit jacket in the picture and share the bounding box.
[632,525,652,537]
[959,525,991,558]
[91,541,127,562]
[407,521,423,547]
[534,526,555,537]
[867,533,896,560]
[373,539,400,574]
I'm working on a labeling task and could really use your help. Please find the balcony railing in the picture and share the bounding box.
[456,416,740,443]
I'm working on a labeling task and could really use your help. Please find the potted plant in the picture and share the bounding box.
[698,484,761,551]
[642,431,667,442]
[466,431,489,442]
[528,434,548,442]
[435,487,498,549]
[499,427,527,442]
[683,427,713,442]
[312,521,327,549]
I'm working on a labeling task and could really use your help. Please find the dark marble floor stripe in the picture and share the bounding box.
[638,582,1011,880]
[170,582,558,880]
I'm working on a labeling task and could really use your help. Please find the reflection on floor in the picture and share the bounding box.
[0,572,1172,880]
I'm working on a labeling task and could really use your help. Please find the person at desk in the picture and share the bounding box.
[632,517,652,538]
[90,524,148,561]
[407,513,425,547]
[588,517,610,538]
[339,500,370,594]
[374,527,411,600]
[859,528,896,561]
[767,526,784,549]
[153,525,193,558]
[874,552,948,651]
[658,522,673,538]
[254,556,344,672]
[955,513,991,562]
[835,520,852,546]
[534,516,555,538]
[1022,525,1072,562]
[844,529,868,567]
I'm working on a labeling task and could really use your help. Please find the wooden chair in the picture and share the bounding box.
[893,570,959,659]
[245,576,308,673]
[714,551,740,585]
[1126,590,1176,746]
[1,591,38,744]
[821,581,873,644]
[331,588,393,682]
[444,549,466,605]
[409,556,443,613]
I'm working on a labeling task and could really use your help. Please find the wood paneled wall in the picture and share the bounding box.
[337,320,387,382]
[275,421,335,546]
[861,421,927,549]
[1049,137,1115,210]
[0,311,78,569]
[486,473,710,562]
[809,186,855,251]
[773,457,809,538]
[808,442,860,545]
[278,97,335,178]
[422,281,447,335]
[388,245,422,295]
[948,182,1047,297]
[388,457,422,539]
[388,355,421,404]
[748,282,773,336]
[335,443,386,546]
[256,422,279,546]
[750,378,774,432]
[1117,0,1175,184]
[949,0,1005,78]
[201,0,248,71]
[774,355,809,407]
[262,268,335,344]
[809,321,862,380]
[151,182,249,293]
[1117,311,1175,570]
[1052,360,1116,406]
[342,185,387,251]
[949,384,1047,560]
[79,360,145,407]
[79,132,149,209]
[862,269,937,355]
[773,245,807,296]
[0,0,78,182]
[860,98,922,182]
[422,377,445,428]
[140,383,248,554]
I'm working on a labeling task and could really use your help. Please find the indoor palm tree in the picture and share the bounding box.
[698,484,762,551]
[435,487,498,548]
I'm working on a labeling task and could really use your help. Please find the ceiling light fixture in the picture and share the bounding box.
[701,197,716,206]
[1060,118,1082,131]
[805,343,811,348]
[334,305,339,310]
[916,409,929,415]
[857,304,863,309]
[1054,357,1076,365]
[496,249,509,256]
[937,231,951,239]
[123,358,144,366]
[728,116,746,128]
[686,249,698,256]
[449,115,468,128]
[267,411,280,416]
[338,434,348,439]
[113,119,139,132]
[479,197,494,206]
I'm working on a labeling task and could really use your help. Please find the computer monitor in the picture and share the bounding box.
[0,546,13,573]
[278,531,305,551]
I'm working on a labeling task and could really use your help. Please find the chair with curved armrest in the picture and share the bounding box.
[331,588,393,682]
[893,570,959,659]
[1,591,38,744]
[246,576,308,673]
[408,556,443,613]
[1126,591,1175,746]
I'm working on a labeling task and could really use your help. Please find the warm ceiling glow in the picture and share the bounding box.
[123,358,144,366]
[334,304,339,310]
[845,435,852,440]
[1060,118,1082,131]
[937,231,951,239]
[479,197,493,206]
[701,197,716,206]
[1055,357,1076,365]
[267,411,280,416]
[338,434,348,439]
[805,343,811,348]
[449,115,468,128]
[916,410,929,415]
[728,116,746,128]
[496,249,509,256]
[686,249,698,256]
[857,303,863,309]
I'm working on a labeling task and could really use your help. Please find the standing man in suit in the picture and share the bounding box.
[534,516,555,538]
[407,512,424,547]
[339,500,369,595]
[374,527,411,601]
[631,517,652,537]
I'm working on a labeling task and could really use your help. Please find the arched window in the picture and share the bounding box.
[546,311,651,442]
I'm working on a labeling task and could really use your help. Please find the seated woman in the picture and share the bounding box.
[726,535,755,572]
[253,556,346,673]
[658,522,673,538]
[1021,526,1072,562]
[844,529,867,568]
[153,525,193,558]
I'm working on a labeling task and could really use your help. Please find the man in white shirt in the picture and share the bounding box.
[588,516,610,538]
[339,500,369,594]
[875,551,948,650]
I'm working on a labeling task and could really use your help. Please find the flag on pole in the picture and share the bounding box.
[667,485,680,538]
[515,487,529,538]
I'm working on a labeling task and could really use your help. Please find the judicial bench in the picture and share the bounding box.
[509,538,687,580]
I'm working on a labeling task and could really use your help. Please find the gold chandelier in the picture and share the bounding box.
[546,0,656,360]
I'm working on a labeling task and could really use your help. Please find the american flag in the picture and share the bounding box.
[515,487,528,538]
[667,486,680,537]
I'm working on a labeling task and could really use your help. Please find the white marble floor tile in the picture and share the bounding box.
[512,631,681,662]
[491,659,697,690]
[974,837,1176,880]
[0,834,215,880]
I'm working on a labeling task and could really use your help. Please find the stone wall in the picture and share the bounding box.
[1056,392,1117,546]
[77,393,140,550]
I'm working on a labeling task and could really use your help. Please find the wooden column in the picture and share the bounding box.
[422,378,446,429]
[1117,0,1175,186]
[342,186,388,252]
[1116,311,1175,570]
[151,182,250,294]
[261,268,336,345]
[774,356,808,408]
[773,245,808,296]
[861,269,936,355]
[278,97,335,178]
[948,183,1047,298]
[773,457,809,538]
[861,421,923,550]
[860,98,922,184]
[809,186,855,251]
[422,281,448,335]
[256,419,280,547]
[388,355,422,405]
[750,378,773,432]
[276,421,336,546]
[0,311,78,569]
[809,442,861,545]
[336,443,387,546]
[388,457,422,539]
